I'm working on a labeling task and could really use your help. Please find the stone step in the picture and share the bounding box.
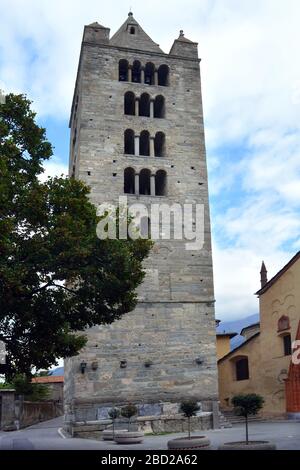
[218,411,232,428]
[220,410,265,425]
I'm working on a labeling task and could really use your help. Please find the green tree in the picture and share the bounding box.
[121,404,138,431]
[108,407,120,438]
[231,394,265,444]
[179,400,200,439]
[0,93,152,379]
[0,374,50,401]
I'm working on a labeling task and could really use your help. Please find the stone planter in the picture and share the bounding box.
[114,431,144,445]
[218,441,276,450]
[102,429,127,441]
[167,436,211,450]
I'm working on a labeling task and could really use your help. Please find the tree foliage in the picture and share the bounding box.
[0,374,50,401]
[179,400,200,439]
[121,404,138,431]
[179,400,200,418]
[231,394,264,417]
[0,94,152,378]
[121,404,138,420]
[108,407,121,421]
[232,393,265,444]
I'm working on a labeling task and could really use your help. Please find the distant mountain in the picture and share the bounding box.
[217,313,260,351]
[48,366,64,376]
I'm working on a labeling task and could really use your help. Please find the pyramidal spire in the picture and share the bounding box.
[110,13,163,53]
[260,261,268,288]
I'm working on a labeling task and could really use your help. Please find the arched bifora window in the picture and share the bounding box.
[132,60,141,83]
[124,167,135,194]
[139,169,151,195]
[124,129,135,155]
[154,95,165,118]
[154,132,166,157]
[144,62,155,85]
[119,59,129,82]
[140,130,150,156]
[139,93,150,117]
[124,92,135,116]
[157,64,169,86]
[155,170,167,196]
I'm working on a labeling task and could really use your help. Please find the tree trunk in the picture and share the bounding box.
[112,420,115,439]
[188,417,191,439]
[245,414,249,445]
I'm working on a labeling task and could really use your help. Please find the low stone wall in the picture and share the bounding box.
[15,400,63,429]
[65,412,213,440]
[0,390,63,431]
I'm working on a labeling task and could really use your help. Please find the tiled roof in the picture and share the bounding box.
[32,376,64,384]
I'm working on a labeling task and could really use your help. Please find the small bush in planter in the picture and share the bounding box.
[108,408,120,438]
[231,393,264,444]
[121,404,138,431]
[179,400,200,439]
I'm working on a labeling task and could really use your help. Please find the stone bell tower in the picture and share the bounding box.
[64,13,218,432]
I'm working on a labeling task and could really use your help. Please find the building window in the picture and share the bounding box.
[158,64,169,86]
[283,334,292,356]
[144,62,155,85]
[132,60,141,83]
[124,129,135,155]
[139,169,151,195]
[140,130,150,156]
[124,168,135,194]
[139,93,150,117]
[119,59,128,82]
[130,26,136,35]
[235,357,249,381]
[154,132,166,157]
[155,170,167,196]
[278,315,290,332]
[154,95,165,118]
[124,92,135,115]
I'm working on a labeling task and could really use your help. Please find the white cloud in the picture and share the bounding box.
[40,158,68,182]
[212,243,294,321]
[0,0,299,320]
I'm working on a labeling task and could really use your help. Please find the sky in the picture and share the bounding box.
[0,0,299,321]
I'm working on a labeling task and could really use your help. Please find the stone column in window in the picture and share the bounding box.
[150,174,156,196]
[150,99,154,118]
[135,173,139,195]
[134,135,140,156]
[150,136,155,157]
[128,66,132,82]
[141,67,145,84]
[154,70,158,86]
[135,98,139,116]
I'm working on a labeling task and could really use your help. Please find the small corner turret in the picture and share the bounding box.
[169,30,199,59]
[83,21,110,45]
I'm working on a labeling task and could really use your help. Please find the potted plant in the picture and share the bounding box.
[219,393,276,450]
[103,408,125,441]
[167,400,210,450]
[114,404,144,444]
[121,403,138,431]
